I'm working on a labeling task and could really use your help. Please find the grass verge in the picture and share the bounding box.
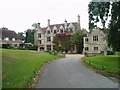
[83,55,120,78]
[2,49,63,88]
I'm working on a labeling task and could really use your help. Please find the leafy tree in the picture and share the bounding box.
[71,30,84,53]
[18,32,25,41]
[88,1,120,51]
[88,1,110,30]
[54,33,70,53]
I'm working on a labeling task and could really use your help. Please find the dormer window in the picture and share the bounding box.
[54,30,56,34]
[60,29,63,33]
[70,29,73,32]
[9,38,12,41]
[12,38,15,41]
[5,37,9,41]
[47,31,50,34]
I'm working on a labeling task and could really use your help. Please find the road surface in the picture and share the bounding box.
[36,54,118,88]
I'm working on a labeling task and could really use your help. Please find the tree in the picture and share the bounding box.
[25,29,35,44]
[53,33,71,53]
[88,1,120,51]
[18,32,25,41]
[108,2,120,51]
[71,30,84,53]
[88,1,110,30]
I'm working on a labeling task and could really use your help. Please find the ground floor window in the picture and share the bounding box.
[53,45,55,50]
[47,37,51,42]
[93,47,98,50]
[14,44,18,47]
[47,45,51,51]
[40,47,44,50]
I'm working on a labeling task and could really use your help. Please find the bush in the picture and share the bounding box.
[107,50,114,55]
[2,44,12,49]
[26,45,37,50]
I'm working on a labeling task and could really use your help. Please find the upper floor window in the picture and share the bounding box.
[93,47,98,50]
[85,47,89,51]
[39,40,41,44]
[47,31,50,34]
[38,33,41,38]
[47,37,51,42]
[93,36,98,41]
[85,38,88,42]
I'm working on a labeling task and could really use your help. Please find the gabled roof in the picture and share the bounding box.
[88,27,107,37]
[0,27,20,39]
[41,27,46,33]
[38,22,78,33]
[72,22,78,29]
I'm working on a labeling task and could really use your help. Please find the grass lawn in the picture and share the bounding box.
[84,54,120,75]
[2,49,63,88]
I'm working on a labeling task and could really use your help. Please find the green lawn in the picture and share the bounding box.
[84,55,120,74]
[2,49,63,88]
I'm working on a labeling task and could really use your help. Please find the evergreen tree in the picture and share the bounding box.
[108,2,120,51]
[25,29,34,44]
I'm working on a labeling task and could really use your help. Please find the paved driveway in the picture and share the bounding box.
[36,54,118,88]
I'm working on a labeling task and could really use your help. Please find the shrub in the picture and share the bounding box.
[2,44,12,49]
[107,50,114,55]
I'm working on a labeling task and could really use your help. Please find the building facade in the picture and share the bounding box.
[34,15,82,52]
[83,27,108,55]
[0,27,22,47]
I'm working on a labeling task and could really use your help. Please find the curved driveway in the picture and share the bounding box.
[36,54,118,88]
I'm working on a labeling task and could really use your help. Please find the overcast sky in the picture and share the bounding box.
[0,0,91,33]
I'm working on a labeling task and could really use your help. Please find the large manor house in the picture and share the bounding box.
[0,15,108,55]
[34,15,108,54]
[34,15,82,53]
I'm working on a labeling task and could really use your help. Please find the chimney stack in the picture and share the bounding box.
[64,19,67,30]
[38,23,40,29]
[48,19,50,26]
[77,14,81,30]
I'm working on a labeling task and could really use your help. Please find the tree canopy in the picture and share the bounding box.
[88,1,110,30]
[108,2,120,51]
[88,1,120,51]
[18,32,25,41]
